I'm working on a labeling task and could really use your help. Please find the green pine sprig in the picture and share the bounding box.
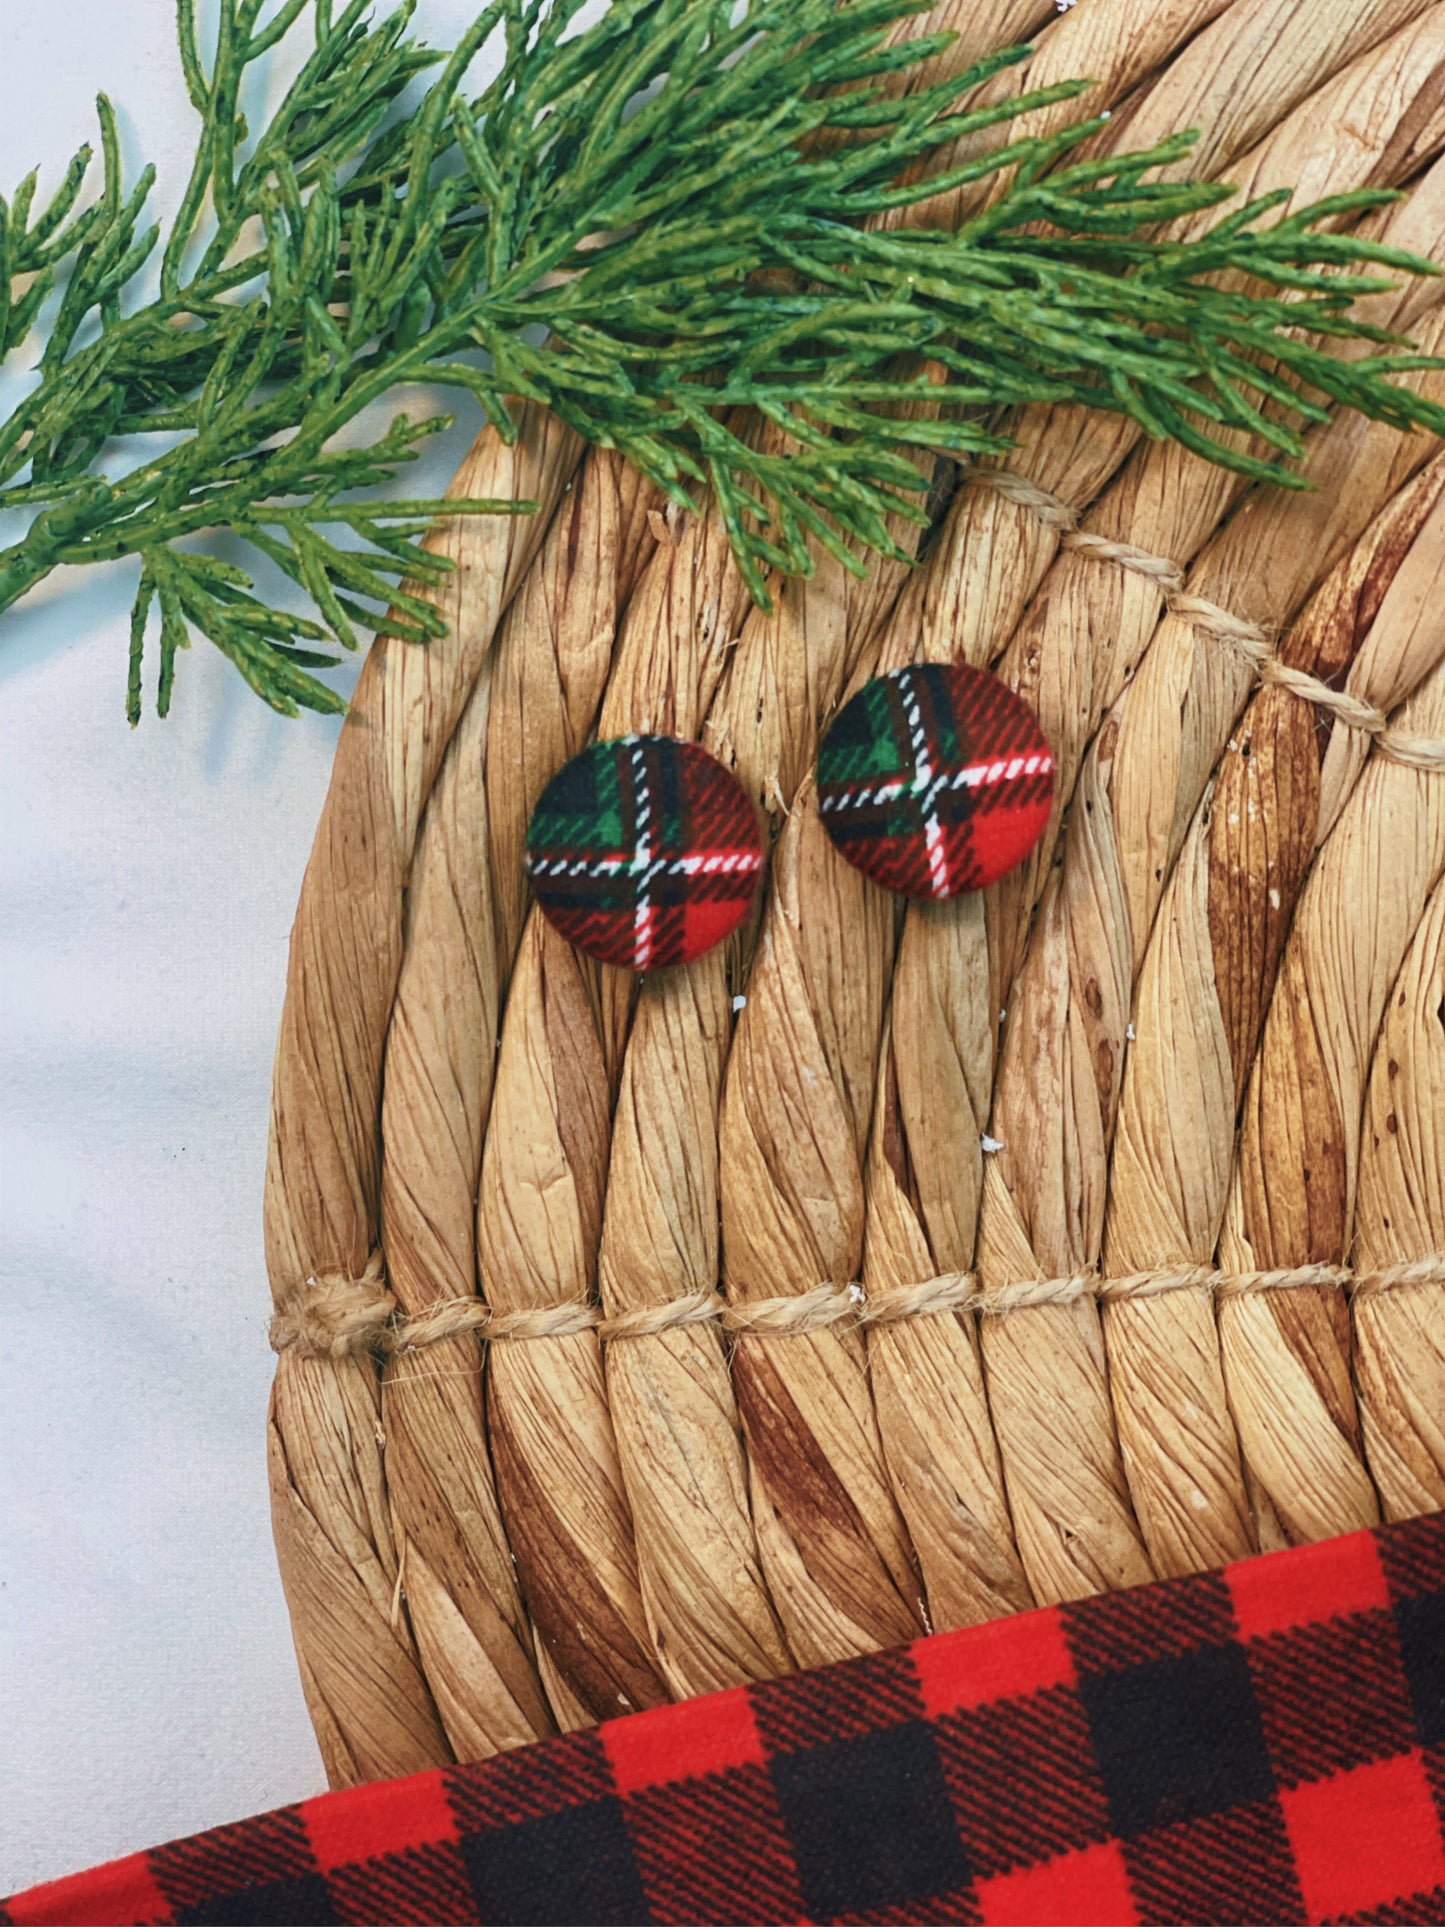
[1,0,1442,721]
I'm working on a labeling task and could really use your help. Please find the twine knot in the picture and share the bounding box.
[269,1252,396,1360]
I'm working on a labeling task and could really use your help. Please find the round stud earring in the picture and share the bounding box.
[525,734,765,970]
[816,662,1055,898]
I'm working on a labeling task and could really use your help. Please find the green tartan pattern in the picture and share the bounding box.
[817,663,1055,899]
[525,734,764,970]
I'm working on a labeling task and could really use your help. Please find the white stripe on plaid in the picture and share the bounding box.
[818,750,1052,815]
[629,737,655,970]
[900,667,951,896]
[529,851,763,881]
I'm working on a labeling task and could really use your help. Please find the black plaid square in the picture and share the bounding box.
[460,1797,648,1926]
[174,1877,337,1925]
[1122,1801,1305,1926]
[1396,1590,1445,1749]
[1081,1640,1275,1836]
[934,1684,1111,1878]
[158,1887,345,1927]
[624,1766,805,1925]
[1248,1610,1418,1788]
[769,1720,968,1922]
[150,1811,323,1922]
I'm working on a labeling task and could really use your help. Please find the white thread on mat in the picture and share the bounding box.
[269,1254,1445,1358]
[956,464,1445,773]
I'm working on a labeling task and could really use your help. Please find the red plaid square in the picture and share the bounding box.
[1232,1529,1389,1641]
[302,1768,456,1872]
[977,1841,1136,1927]
[604,1685,764,1794]
[1283,1752,1445,1924]
[1,1854,171,1927]
[913,1606,1074,1716]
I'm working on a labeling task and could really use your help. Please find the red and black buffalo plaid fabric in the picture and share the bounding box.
[8,1516,1444,1926]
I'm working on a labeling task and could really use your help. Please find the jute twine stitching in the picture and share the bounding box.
[958,463,1445,772]
[270,1254,1445,1359]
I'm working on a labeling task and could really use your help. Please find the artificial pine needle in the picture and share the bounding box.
[1,0,1443,720]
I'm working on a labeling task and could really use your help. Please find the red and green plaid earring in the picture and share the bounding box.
[817,662,1055,898]
[525,734,765,970]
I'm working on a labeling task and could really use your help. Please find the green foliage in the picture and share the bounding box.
[1,0,1442,720]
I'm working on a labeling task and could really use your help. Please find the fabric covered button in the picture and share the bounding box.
[817,663,1055,897]
[525,735,765,970]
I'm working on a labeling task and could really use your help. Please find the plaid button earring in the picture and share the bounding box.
[525,735,766,970]
[817,663,1055,897]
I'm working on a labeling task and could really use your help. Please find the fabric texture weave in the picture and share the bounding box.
[817,663,1055,898]
[524,734,764,969]
[6,1515,1443,1926]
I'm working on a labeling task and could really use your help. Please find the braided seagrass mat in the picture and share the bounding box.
[261,0,1445,1808]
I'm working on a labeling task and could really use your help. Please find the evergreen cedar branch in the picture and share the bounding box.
[0,0,1442,721]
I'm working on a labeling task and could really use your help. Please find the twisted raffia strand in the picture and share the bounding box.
[959,466,1445,771]
[269,1255,1445,1358]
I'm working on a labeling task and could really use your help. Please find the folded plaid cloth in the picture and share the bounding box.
[7,1515,1443,1926]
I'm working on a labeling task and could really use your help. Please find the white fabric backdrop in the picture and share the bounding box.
[0,0,562,1890]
